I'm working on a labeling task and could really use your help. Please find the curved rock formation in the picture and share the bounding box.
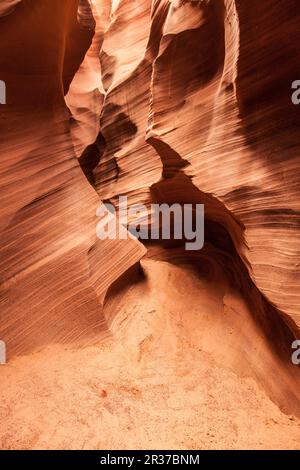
[0,0,145,356]
[81,0,300,336]
[0,0,22,17]
[0,0,299,450]
[67,0,300,419]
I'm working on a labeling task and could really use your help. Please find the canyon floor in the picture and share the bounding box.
[1,0,300,452]
[1,258,299,450]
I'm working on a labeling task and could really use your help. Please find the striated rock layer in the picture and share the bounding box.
[66,0,300,415]
[0,0,145,356]
[77,0,300,335]
[0,0,22,17]
[0,0,300,449]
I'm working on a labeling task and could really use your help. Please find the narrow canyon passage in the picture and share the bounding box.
[0,0,299,451]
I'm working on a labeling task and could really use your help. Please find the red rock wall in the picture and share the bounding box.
[74,0,300,337]
[1,0,300,358]
[0,0,145,356]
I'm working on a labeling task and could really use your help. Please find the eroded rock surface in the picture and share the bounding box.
[75,0,300,335]
[0,0,299,449]
[0,0,145,356]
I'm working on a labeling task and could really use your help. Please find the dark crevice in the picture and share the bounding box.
[78,133,106,187]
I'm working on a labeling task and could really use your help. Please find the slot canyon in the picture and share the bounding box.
[0,0,299,450]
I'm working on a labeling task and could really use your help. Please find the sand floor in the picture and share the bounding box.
[1,259,299,450]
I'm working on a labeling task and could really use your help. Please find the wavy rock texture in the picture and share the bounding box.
[0,0,22,17]
[0,0,145,356]
[82,0,300,334]
[0,0,300,450]
[67,0,300,425]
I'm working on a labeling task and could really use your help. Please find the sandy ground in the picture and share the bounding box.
[0,259,299,450]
